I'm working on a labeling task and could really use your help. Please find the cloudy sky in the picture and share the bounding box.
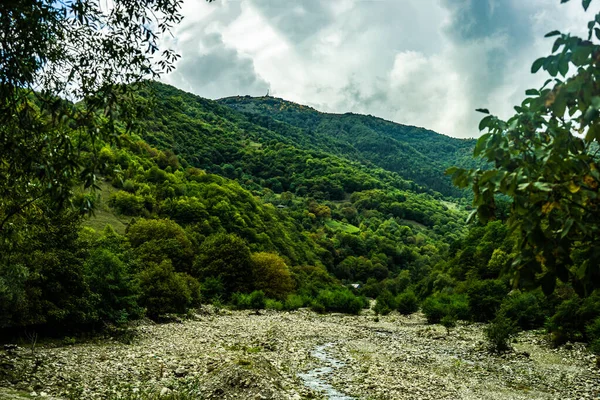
[161,0,594,138]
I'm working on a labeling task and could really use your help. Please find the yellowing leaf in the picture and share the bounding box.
[568,182,581,193]
[542,202,558,214]
[545,91,556,107]
[584,175,598,189]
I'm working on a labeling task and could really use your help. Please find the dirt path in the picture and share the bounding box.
[1,309,598,399]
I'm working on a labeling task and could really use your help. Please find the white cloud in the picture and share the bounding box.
[162,0,594,138]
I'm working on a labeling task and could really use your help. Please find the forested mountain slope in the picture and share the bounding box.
[1,80,470,332]
[218,95,479,198]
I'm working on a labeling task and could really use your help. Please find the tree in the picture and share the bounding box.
[0,0,197,327]
[250,252,294,300]
[138,260,194,319]
[126,218,194,272]
[194,233,254,296]
[449,0,600,296]
[0,0,188,236]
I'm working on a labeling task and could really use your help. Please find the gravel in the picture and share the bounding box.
[1,307,599,399]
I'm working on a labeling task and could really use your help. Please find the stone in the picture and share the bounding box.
[160,387,171,396]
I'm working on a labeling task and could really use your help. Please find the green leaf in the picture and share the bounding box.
[466,209,477,224]
[561,218,574,239]
[531,58,545,73]
[474,133,491,156]
[525,89,540,96]
[552,38,563,53]
[545,30,561,37]
[576,261,588,280]
[475,108,490,114]
[533,182,552,192]
[583,0,592,10]
[572,44,592,65]
[558,57,569,77]
[478,116,495,131]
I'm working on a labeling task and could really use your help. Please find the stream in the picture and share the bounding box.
[298,343,355,400]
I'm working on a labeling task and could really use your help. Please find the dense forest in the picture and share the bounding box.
[1,80,599,355]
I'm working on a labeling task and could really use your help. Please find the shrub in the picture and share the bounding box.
[396,290,419,315]
[547,297,584,345]
[182,274,202,307]
[109,191,145,215]
[440,315,457,335]
[499,290,546,330]
[265,299,284,311]
[466,279,508,322]
[374,290,397,315]
[84,249,142,324]
[422,293,469,324]
[200,277,225,303]
[138,260,192,319]
[485,313,518,353]
[547,292,600,346]
[586,317,600,355]
[283,294,306,311]
[360,278,383,298]
[232,291,266,310]
[311,289,365,315]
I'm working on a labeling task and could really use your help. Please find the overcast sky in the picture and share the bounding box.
[160,0,594,138]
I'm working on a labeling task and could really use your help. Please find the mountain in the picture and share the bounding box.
[2,80,471,331]
[218,95,479,198]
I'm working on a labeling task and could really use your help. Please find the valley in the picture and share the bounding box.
[1,308,597,400]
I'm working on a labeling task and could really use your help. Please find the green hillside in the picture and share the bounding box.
[218,95,480,198]
[3,81,599,357]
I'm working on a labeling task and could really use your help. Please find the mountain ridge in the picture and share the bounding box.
[216,92,480,198]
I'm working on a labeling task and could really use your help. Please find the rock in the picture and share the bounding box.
[160,387,171,396]
[174,367,187,377]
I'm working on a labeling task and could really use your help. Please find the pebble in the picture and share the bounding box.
[1,309,599,400]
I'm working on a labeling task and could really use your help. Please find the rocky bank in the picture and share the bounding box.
[1,307,599,399]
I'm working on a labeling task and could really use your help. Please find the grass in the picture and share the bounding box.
[441,200,460,211]
[324,219,360,234]
[82,180,131,234]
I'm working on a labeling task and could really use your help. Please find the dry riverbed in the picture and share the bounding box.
[1,307,599,399]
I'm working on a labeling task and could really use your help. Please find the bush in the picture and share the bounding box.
[547,297,584,346]
[182,274,202,307]
[499,290,546,330]
[547,292,600,346]
[109,191,145,215]
[138,260,192,319]
[440,315,457,335]
[283,294,306,311]
[374,290,397,315]
[311,289,365,315]
[422,293,469,324]
[466,279,508,322]
[586,317,600,354]
[200,277,225,303]
[396,290,419,315]
[84,249,142,324]
[232,291,266,310]
[485,313,518,353]
[265,299,284,311]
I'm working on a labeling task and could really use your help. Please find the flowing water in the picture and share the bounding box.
[298,343,355,400]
